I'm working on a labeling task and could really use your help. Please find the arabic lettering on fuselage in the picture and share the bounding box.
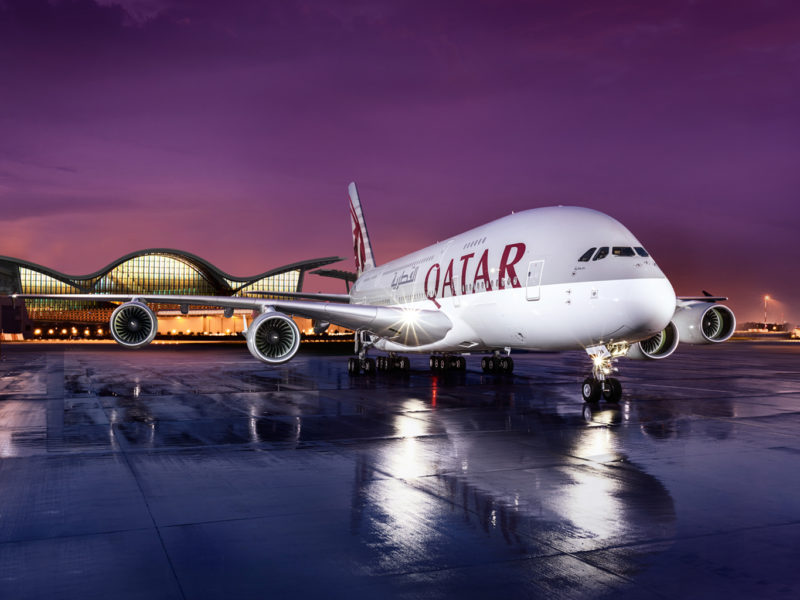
[391,266,419,289]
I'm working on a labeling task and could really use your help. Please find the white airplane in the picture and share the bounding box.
[13,182,736,402]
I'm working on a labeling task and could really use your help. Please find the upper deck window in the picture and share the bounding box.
[593,247,609,261]
[634,247,649,257]
[578,248,596,262]
[612,247,635,257]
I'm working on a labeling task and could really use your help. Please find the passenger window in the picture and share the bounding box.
[578,248,596,262]
[612,247,635,257]
[635,247,649,257]
[593,247,609,261]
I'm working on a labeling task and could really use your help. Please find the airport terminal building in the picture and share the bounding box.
[0,250,346,339]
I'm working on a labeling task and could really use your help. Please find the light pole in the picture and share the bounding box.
[764,295,770,329]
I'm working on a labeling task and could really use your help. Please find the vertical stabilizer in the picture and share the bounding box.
[348,182,377,276]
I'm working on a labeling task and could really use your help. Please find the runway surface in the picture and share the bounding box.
[0,341,799,599]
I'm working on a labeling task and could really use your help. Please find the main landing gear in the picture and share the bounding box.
[347,355,410,375]
[581,344,623,403]
[480,351,514,375]
[429,355,466,372]
[348,331,410,376]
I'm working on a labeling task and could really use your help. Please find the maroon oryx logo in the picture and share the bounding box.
[349,198,366,274]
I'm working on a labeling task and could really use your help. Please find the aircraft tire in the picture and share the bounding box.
[602,378,622,403]
[582,377,601,403]
[347,357,361,376]
[499,357,514,374]
[362,358,376,375]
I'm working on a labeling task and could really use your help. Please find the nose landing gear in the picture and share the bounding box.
[582,344,624,403]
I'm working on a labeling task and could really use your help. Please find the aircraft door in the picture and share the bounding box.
[526,260,544,301]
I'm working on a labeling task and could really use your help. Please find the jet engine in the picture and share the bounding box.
[110,301,158,349]
[246,312,301,364]
[627,321,679,360]
[672,303,736,344]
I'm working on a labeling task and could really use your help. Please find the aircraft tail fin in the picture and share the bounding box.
[348,182,376,276]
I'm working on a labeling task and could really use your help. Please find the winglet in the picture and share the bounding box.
[348,182,376,276]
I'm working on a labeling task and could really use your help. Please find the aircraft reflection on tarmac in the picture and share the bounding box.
[347,395,676,581]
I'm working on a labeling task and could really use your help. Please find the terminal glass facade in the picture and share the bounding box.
[1,250,342,333]
[230,270,299,296]
[93,255,216,296]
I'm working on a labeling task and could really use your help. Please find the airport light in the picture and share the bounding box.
[764,295,770,328]
[48,329,55,335]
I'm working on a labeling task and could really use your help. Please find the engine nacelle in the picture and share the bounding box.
[110,301,158,349]
[627,321,680,360]
[673,303,736,344]
[246,312,301,364]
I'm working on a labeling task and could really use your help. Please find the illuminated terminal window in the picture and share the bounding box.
[233,270,299,296]
[20,267,80,295]
[93,254,216,295]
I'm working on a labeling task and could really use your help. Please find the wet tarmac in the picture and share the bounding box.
[0,340,799,599]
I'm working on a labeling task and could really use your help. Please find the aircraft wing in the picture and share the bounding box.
[677,296,728,306]
[11,293,453,347]
[244,290,352,303]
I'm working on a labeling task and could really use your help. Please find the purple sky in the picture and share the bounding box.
[1,0,799,324]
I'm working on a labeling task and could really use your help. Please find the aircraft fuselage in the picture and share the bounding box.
[349,206,676,353]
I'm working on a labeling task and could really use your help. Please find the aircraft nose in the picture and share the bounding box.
[632,277,676,337]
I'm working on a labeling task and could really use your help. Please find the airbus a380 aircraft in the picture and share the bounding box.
[13,182,736,402]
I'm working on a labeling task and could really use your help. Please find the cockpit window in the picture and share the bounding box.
[578,248,596,262]
[612,246,635,257]
[593,247,609,261]
[634,247,649,257]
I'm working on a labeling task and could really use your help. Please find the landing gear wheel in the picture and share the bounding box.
[398,356,410,372]
[347,357,361,376]
[602,377,622,403]
[499,357,514,374]
[582,377,601,403]
[362,358,376,375]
